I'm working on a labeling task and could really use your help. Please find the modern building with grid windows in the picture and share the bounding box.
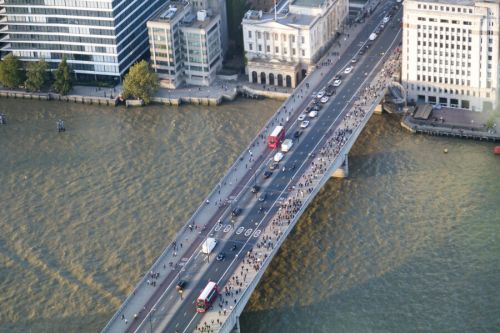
[1,0,168,82]
[147,1,222,88]
[402,0,500,112]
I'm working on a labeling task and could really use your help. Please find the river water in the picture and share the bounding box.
[0,98,498,333]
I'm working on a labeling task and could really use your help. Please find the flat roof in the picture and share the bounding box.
[292,0,326,7]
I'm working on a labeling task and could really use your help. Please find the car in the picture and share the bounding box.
[298,113,307,121]
[380,24,385,29]
[269,161,279,170]
[258,192,267,202]
[308,110,318,118]
[305,105,313,112]
[300,120,310,128]
[251,185,260,193]
[316,90,325,98]
[383,16,390,23]
[231,207,242,217]
[358,49,365,55]
[364,43,372,49]
[263,171,272,179]
[176,280,187,292]
[333,74,342,80]
[313,104,322,111]
[230,244,237,251]
[293,130,303,138]
[351,58,358,64]
[344,66,353,74]
[216,252,226,261]
[273,152,284,162]
[320,96,329,104]
[333,79,342,87]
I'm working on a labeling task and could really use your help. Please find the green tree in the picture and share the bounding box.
[0,54,25,88]
[122,60,158,105]
[53,57,72,95]
[25,58,49,92]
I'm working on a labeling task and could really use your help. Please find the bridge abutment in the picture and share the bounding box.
[331,154,349,178]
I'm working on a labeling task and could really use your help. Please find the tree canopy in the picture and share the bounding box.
[0,54,25,88]
[122,60,159,104]
[25,58,49,92]
[53,57,72,95]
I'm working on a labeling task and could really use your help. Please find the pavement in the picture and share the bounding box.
[102,0,404,332]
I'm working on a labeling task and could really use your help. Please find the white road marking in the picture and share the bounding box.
[244,229,253,237]
[236,227,244,235]
[253,230,262,238]
[223,225,232,233]
[214,224,222,231]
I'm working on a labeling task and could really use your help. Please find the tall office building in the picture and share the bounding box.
[242,0,348,88]
[1,0,168,82]
[402,0,500,112]
[147,1,223,88]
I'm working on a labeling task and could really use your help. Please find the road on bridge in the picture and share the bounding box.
[104,1,404,333]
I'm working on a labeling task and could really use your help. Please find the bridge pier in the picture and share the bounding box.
[230,316,241,333]
[331,154,349,178]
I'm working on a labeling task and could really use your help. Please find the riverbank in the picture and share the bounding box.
[401,106,500,142]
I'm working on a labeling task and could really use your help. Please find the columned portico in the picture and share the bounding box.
[247,59,302,88]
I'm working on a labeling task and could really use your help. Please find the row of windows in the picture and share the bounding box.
[11,41,115,53]
[9,33,115,45]
[7,7,112,18]
[417,41,472,51]
[9,24,114,36]
[247,30,305,44]
[417,17,471,25]
[248,43,305,56]
[5,0,111,9]
[417,25,471,34]
[417,66,472,76]
[417,74,473,87]
[417,33,472,42]
[8,15,113,26]
[417,3,473,14]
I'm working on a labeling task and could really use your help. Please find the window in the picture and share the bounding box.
[249,43,253,50]
[258,44,262,51]
[301,36,305,44]
[275,46,279,53]
[266,45,270,52]
[248,31,252,38]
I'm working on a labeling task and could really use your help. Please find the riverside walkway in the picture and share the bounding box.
[102,1,403,332]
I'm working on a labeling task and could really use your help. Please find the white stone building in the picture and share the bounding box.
[402,0,500,112]
[147,1,223,88]
[242,0,348,88]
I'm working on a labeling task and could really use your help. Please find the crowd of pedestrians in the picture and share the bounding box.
[194,47,402,333]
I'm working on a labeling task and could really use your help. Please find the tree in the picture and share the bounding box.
[122,60,159,104]
[0,54,25,88]
[25,59,49,92]
[53,57,72,95]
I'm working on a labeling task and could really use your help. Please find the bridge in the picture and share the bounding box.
[102,2,403,333]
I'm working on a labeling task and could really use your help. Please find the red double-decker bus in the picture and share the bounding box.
[196,281,218,312]
[268,126,285,149]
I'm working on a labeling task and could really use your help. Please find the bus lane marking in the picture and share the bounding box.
[253,230,261,238]
[244,229,253,237]
[223,225,232,233]
[236,227,244,235]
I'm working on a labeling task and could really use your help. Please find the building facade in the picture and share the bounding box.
[1,0,168,82]
[0,0,6,57]
[242,0,348,88]
[147,2,222,88]
[402,0,500,112]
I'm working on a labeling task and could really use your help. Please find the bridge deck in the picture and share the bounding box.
[102,1,403,332]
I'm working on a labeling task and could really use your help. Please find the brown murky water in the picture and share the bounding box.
[0,98,498,332]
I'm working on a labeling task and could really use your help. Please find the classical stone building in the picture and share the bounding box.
[242,0,348,88]
[402,0,500,112]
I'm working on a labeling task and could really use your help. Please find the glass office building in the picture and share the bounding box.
[1,0,167,82]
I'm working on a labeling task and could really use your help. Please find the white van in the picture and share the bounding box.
[369,33,377,41]
[281,139,293,153]
[202,238,217,254]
